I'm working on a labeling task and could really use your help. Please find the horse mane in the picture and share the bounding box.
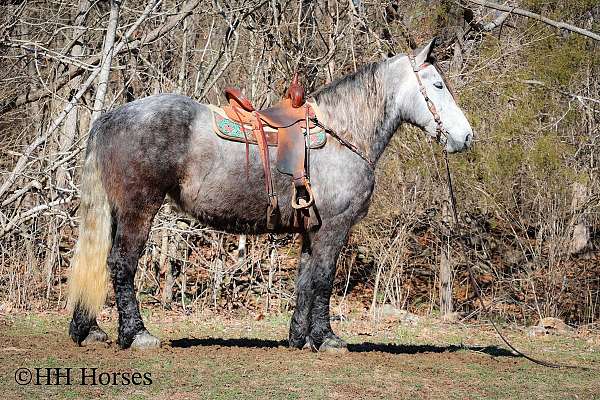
[311,61,387,156]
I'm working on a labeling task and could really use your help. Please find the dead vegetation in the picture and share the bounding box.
[0,0,599,327]
[1,310,599,399]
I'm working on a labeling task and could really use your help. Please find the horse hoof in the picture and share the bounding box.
[288,335,307,349]
[318,336,348,353]
[81,327,109,346]
[131,330,160,350]
[302,336,318,352]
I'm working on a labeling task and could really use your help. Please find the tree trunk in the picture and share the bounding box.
[176,12,189,94]
[91,0,121,122]
[439,201,454,318]
[57,0,91,191]
[212,235,224,307]
[266,245,276,313]
[569,182,590,255]
[237,235,247,261]
[159,204,179,307]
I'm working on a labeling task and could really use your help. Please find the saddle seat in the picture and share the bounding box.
[220,74,320,231]
[224,89,310,129]
[224,71,308,126]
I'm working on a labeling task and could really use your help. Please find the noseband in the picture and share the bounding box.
[407,54,450,145]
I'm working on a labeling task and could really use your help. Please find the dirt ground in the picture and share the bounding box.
[0,309,598,400]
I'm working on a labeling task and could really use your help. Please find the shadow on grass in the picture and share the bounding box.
[170,337,516,358]
[171,337,287,349]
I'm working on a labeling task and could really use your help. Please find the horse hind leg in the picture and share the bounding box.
[70,304,109,345]
[68,128,165,349]
[109,197,164,350]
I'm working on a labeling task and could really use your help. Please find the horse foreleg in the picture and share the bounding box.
[308,225,350,352]
[289,220,351,351]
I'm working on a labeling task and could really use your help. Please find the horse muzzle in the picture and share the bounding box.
[445,131,473,153]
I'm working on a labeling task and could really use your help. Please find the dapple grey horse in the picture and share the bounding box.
[68,38,473,351]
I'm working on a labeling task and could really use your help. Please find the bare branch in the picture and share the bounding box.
[0,196,73,238]
[0,70,99,199]
[462,0,600,41]
[0,0,202,114]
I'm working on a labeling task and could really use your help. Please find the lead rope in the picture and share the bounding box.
[409,50,584,369]
[442,149,589,370]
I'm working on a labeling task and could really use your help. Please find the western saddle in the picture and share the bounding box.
[222,74,320,230]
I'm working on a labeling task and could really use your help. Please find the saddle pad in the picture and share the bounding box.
[210,108,326,149]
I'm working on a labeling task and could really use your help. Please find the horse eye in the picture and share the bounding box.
[433,81,444,89]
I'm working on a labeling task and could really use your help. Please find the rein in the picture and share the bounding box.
[314,53,589,369]
[311,118,376,170]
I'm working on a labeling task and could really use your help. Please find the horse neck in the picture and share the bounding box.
[313,60,413,166]
[370,60,423,163]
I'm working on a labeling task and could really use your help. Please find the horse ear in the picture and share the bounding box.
[413,37,437,66]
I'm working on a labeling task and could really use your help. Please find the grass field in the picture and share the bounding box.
[0,309,598,399]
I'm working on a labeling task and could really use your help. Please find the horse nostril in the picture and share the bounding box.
[465,133,472,144]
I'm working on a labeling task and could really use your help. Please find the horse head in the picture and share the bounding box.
[401,38,474,153]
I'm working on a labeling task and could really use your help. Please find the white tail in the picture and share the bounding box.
[67,140,112,317]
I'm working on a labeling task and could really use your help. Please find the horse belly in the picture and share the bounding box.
[174,132,281,234]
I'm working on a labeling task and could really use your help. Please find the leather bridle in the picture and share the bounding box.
[313,59,597,368]
[407,54,450,145]
[313,54,455,170]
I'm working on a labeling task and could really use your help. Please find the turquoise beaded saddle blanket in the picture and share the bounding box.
[208,105,327,148]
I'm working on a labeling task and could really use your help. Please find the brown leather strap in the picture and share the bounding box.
[253,112,281,229]
[226,103,277,203]
[253,114,275,198]
[312,118,376,170]
[230,104,251,180]
[407,54,448,144]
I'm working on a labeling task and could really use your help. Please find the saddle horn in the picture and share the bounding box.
[287,73,305,108]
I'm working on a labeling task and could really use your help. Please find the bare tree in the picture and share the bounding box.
[91,0,121,121]
[439,201,454,318]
